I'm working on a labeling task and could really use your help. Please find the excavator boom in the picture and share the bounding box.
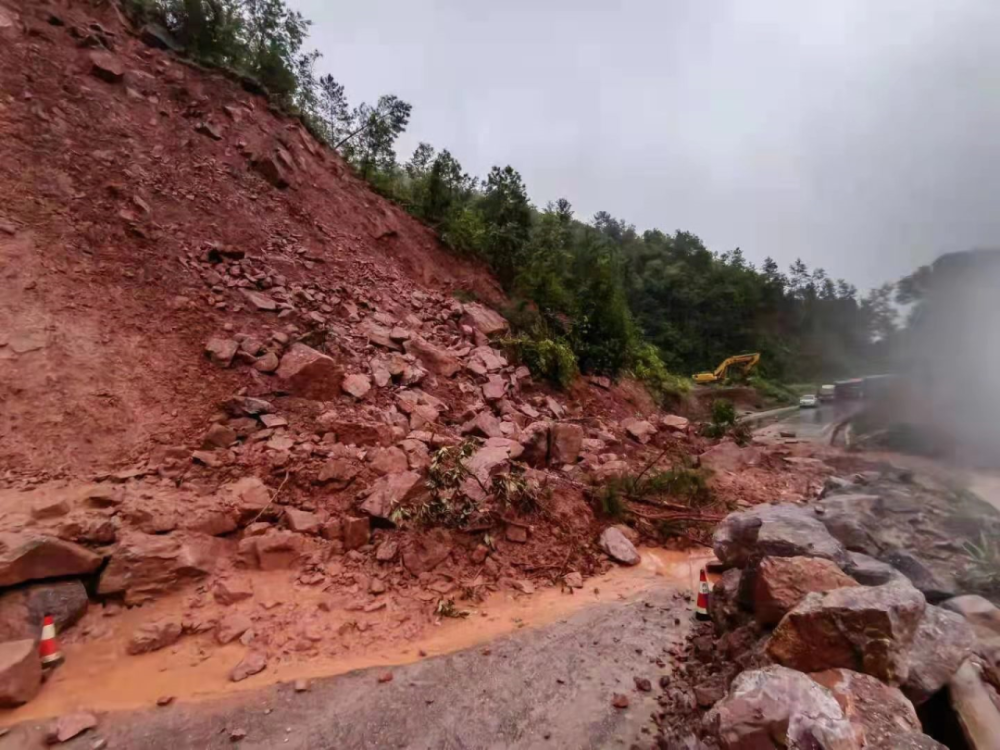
[692,353,760,383]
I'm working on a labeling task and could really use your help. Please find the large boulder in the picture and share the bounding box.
[599,526,640,566]
[461,411,503,439]
[902,604,976,704]
[809,669,930,748]
[942,594,1000,644]
[402,529,452,575]
[881,550,958,603]
[459,438,523,503]
[0,580,89,642]
[752,556,859,626]
[549,423,584,465]
[815,479,994,605]
[622,417,656,444]
[706,665,858,749]
[767,581,926,684]
[404,337,462,378]
[218,477,272,523]
[812,494,882,556]
[519,421,551,466]
[244,529,301,570]
[98,532,226,605]
[713,504,849,569]
[275,343,343,399]
[0,532,102,587]
[844,552,906,587]
[359,471,423,522]
[89,50,125,83]
[0,640,42,707]
[700,440,762,473]
[461,303,508,337]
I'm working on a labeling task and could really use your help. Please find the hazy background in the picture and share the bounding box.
[292,0,1000,290]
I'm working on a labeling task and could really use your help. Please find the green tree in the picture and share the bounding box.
[480,166,532,289]
[344,95,413,179]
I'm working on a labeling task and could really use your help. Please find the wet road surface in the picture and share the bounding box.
[5,587,694,749]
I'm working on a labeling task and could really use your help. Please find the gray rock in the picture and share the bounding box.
[844,551,906,586]
[706,665,857,749]
[0,580,89,642]
[812,494,882,556]
[713,504,849,569]
[709,568,746,632]
[903,604,976,704]
[598,526,640,566]
[941,594,1000,644]
[881,550,958,603]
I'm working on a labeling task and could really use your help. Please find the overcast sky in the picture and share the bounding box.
[292,0,1000,290]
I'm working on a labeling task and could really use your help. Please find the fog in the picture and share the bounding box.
[292,0,1000,290]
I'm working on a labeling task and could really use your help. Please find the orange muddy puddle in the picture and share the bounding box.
[3,547,715,721]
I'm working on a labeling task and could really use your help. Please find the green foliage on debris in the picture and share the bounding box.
[499,335,579,390]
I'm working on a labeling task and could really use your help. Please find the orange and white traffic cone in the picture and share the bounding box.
[39,615,64,668]
[695,568,711,621]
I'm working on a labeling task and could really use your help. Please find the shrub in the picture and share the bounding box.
[498,335,579,390]
[631,343,690,404]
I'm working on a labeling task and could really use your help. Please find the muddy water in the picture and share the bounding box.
[3,548,714,722]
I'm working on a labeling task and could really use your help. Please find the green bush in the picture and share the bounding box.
[631,343,690,404]
[498,335,579,390]
[711,398,737,426]
[748,376,797,405]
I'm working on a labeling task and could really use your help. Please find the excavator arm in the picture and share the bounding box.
[693,353,760,384]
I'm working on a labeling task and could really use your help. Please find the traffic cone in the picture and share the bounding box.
[695,568,711,621]
[39,615,64,668]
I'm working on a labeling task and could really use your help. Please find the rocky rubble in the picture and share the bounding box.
[665,467,999,748]
[0,0,837,716]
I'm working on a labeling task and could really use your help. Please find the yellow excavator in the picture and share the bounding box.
[693,353,761,384]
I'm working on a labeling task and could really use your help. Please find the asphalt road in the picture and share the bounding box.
[6,588,694,750]
[753,403,861,444]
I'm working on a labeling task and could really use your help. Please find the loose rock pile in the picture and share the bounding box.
[657,469,1000,748]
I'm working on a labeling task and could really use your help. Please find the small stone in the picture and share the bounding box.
[294,679,310,693]
[205,337,238,367]
[342,373,372,400]
[506,523,528,544]
[89,51,124,83]
[253,352,280,373]
[230,651,267,682]
[229,728,247,742]
[378,671,393,683]
[128,618,182,655]
[156,695,174,706]
[612,694,629,709]
[213,578,253,606]
[634,677,652,692]
[47,712,98,743]
[564,572,584,589]
[216,613,253,645]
